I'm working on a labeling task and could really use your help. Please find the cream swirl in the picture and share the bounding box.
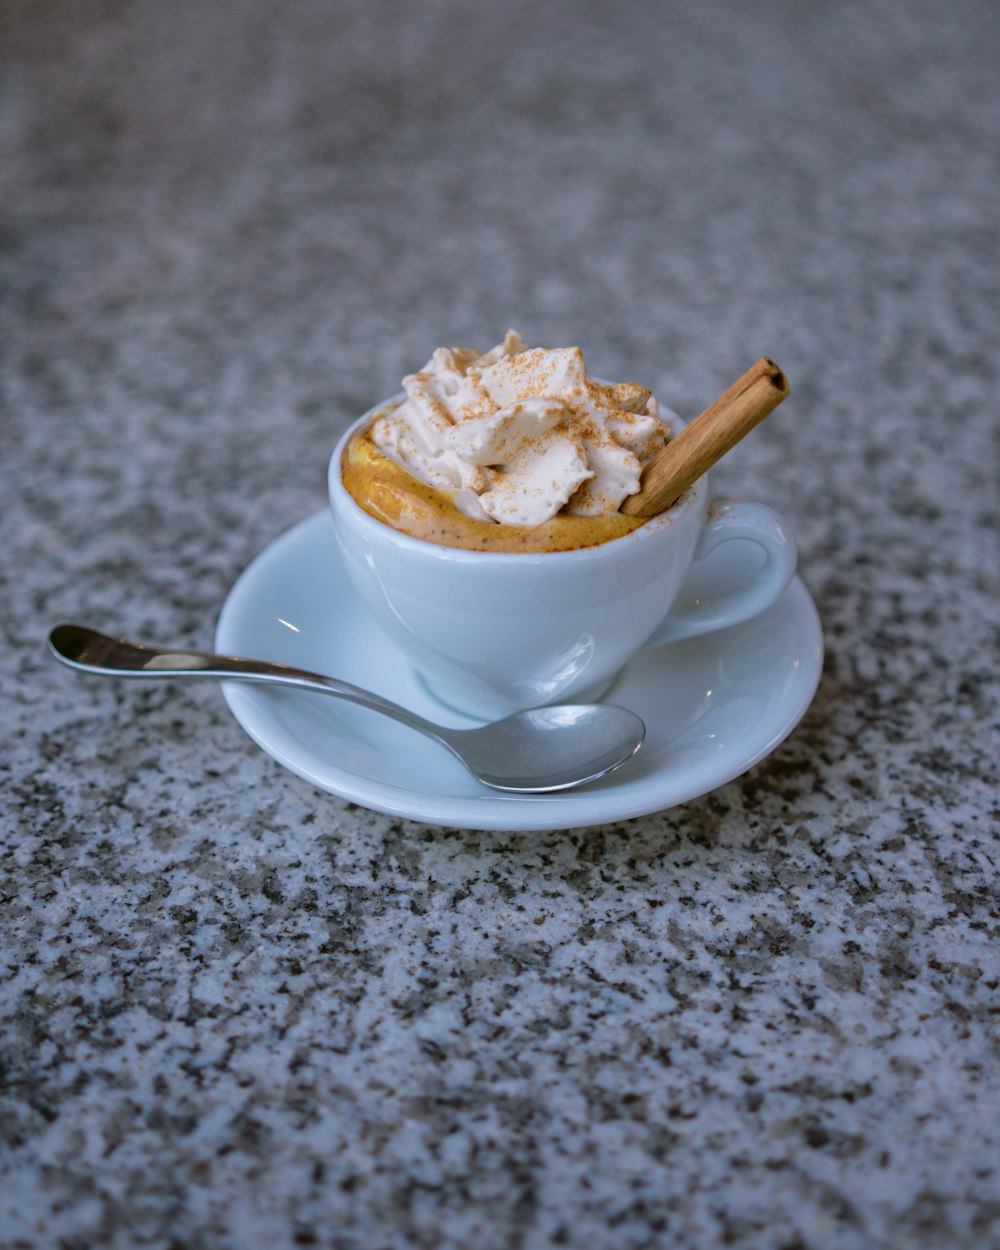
[370,331,667,526]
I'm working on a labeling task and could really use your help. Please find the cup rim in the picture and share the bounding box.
[328,400,703,564]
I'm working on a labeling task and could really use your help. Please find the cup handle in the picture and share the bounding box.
[644,500,797,647]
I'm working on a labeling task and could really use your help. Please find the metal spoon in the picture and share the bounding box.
[47,623,645,793]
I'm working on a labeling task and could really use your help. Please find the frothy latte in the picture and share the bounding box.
[341,333,671,554]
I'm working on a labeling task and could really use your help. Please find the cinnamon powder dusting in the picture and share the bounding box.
[363,332,668,530]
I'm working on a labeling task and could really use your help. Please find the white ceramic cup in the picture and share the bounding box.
[329,405,797,719]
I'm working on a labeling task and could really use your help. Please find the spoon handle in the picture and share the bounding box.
[47,623,446,742]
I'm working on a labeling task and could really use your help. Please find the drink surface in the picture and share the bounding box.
[364,331,669,530]
[342,424,649,554]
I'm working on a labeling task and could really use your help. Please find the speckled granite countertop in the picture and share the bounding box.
[2,1,998,1247]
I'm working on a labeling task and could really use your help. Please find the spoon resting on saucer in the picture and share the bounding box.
[47,623,645,793]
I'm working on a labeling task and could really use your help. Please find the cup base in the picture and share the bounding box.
[412,667,622,721]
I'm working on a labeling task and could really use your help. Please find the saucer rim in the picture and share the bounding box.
[216,510,823,831]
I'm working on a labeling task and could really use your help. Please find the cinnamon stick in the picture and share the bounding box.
[621,357,790,517]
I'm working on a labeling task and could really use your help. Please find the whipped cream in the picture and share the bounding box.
[369,331,667,526]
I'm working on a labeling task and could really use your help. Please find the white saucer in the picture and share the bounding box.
[215,511,823,831]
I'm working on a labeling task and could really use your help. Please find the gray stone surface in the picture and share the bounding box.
[1,0,998,1247]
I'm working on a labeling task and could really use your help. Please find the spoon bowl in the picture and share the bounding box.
[47,624,645,793]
